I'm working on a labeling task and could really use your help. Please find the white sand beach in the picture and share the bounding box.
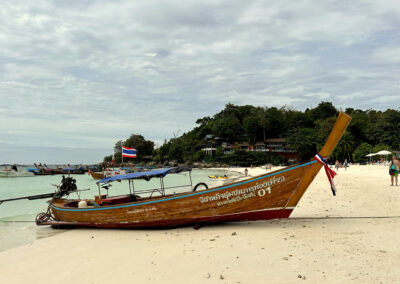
[0,165,399,283]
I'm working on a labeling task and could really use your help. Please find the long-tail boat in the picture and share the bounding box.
[89,169,128,180]
[89,171,105,180]
[33,112,351,228]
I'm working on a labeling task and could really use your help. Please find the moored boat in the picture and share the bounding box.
[33,167,85,175]
[30,112,351,228]
[89,169,127,180]
[208,175,230,179]
[89,171,105,180]
[0,170,35,177]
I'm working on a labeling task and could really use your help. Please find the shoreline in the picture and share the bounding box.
[1,165,399,283]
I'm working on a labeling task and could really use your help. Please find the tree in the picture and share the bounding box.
[353,143,373,163]
[306,101,338,122]
[110,134,154,163]
[333,131,355,162]
[103,102,400,167]
[125,134,154,159]
[286,128,317,161]
[315,117,337,151]
[195,116,210,126]
[167,139,184,163]
[211,116,241,139]
[243,114,261,144]
[265,107,285,137]
[257,107,270,141]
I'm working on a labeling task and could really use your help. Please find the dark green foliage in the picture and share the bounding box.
[285,128,317,161]
[332,131,355,162]
[219,151,282,166]
[103,155,113,163]
[306,101,338,122]
[104,102,400,166]
[353,143,373,163]
[107,134,154,163]
[211,116,241,139]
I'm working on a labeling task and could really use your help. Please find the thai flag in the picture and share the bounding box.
[122,146,137,158]
[315,154,337,196]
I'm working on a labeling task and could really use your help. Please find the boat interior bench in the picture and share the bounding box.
[64,194,140,208]
[95,194,140,205]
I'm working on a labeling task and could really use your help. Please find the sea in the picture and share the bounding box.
[0,168,234,252]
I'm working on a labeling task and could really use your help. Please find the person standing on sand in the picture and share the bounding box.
[343,159,349,171]
[389,155,400,186]
[335,160,339,171]
[244,168,248,176]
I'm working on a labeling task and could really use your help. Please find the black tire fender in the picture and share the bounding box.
[193,182,208,192]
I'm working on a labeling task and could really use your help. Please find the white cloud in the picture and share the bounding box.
[0,0,399,163]
[371,46,400,64]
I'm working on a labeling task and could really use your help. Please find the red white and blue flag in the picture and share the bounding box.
[315,154,337,196]
[122,146,137,158]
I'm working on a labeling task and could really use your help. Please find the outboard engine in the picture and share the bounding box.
[58,175,78,197]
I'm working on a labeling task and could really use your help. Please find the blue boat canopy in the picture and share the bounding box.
[62,168,76,171]
[97,167,192,184]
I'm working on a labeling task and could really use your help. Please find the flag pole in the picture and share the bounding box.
[121,146,124,166]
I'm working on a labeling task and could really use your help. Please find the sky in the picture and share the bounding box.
[0,0,399,164]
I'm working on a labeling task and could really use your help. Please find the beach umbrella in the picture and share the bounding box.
[365,153,377,157]
[366,153,377,163]
[375,150,392,162]
[376,150,392,155]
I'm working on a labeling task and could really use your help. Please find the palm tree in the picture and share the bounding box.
[336,131,355,162]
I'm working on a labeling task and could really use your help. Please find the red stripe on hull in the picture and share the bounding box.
[40,208,293,229]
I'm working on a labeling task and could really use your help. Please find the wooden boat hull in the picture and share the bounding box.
[43,161,317,228]
[89,170,127,180]
[38,112,351,229]
[89,171,105,180]
[44,208,293,228]
[34,169,84,175]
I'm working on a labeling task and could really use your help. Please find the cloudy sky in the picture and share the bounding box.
[0,0,399,164]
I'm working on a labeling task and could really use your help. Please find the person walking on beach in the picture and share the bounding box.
[389,155,400,186]
[343,159,349,171]
[244,168,248,176]
[335,160,340,171]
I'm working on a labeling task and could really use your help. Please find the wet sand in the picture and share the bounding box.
[0,165,399,283]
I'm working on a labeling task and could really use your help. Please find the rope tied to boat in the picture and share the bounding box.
[35,188,62,225]
[315,154,337,196]
[35,199,56,225]
[35,212,53,224]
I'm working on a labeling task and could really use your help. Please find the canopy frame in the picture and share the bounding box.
[96,167,193,203]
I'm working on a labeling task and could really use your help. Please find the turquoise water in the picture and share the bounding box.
[0,169,232,251]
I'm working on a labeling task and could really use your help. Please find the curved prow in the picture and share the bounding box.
[287,112,352,207]
[318,112,352,158]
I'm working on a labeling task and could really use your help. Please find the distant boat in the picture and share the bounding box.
[89,169,127,180]
[32,167,85,176]
[0,170,34,177]
[29,112,352,229]
[208,175,229,179]
[89,171,105,180]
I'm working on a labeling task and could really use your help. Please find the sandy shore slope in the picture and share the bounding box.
[0,165,399,283]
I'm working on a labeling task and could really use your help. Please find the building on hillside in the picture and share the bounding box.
[222,143,235,155]
[201,146,217,156]
[238,142,250,151]
[265,138,298,159]
[254,142,266,151]
[200,136,298,159]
